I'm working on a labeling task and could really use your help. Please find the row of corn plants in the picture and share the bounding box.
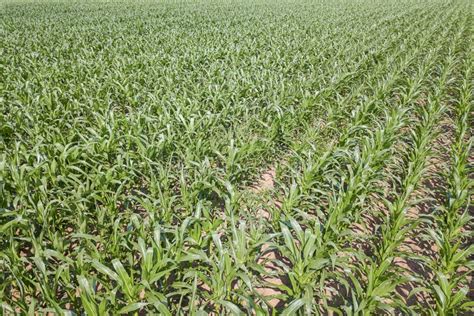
[262,3,459,313]
[350,10,467,314]
[421,16,473,315]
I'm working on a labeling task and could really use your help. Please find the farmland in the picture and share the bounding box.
[1,0,472,314]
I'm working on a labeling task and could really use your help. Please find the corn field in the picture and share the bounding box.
[1,0,472,314]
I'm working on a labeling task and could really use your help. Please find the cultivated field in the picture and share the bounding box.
[1,0,472,314]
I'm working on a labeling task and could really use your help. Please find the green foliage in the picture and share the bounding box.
[0,0,472,314]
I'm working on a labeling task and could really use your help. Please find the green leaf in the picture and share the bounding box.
[282,298,305,315]
[92,260,119,281]
[217,300,244,315]
[117,302,148,314]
